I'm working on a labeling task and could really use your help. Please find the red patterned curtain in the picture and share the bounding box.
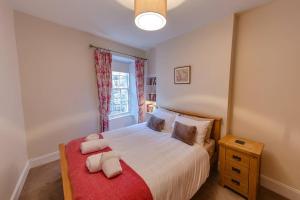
[135,59,146,123]
[94,49,112,132]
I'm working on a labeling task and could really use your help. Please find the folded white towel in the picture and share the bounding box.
[101,151,120,163]
[85,151,121,174]
[86,153,102,173]
[102,157,122,178]
[85,133,100,141]
[80,139,108,154]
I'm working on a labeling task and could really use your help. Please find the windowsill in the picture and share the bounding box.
[109,113,133,120]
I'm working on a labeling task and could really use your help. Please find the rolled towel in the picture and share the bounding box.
[85,133,100,141]
[85,151,120,173]
[80,139,108,154]
[86,153,102,173]
[102,157,123,178]
[101,151,120,163]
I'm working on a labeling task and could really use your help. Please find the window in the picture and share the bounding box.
[110,71,130,117]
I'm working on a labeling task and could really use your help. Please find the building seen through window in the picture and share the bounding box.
[110,71,130,116]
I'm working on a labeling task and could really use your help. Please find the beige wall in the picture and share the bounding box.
[230,0,300,191]
[0,1,28,199]
[14,12,145,158]
[147,15,235,135]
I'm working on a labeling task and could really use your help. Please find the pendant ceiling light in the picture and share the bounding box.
[135,0,167,31]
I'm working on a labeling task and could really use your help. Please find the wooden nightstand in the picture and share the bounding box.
[219,135,264,200]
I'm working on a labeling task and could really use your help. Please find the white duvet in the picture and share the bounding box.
[102,123,210,200]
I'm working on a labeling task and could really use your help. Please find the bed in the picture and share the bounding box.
[59,108,222,200]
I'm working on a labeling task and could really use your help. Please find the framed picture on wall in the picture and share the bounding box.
[174,66,191,84]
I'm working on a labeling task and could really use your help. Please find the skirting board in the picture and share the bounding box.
[10,161,30,200]
[29,151,59,168]
[261,175,300,200]
[10,151,60,200]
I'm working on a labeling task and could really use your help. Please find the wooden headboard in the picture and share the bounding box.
[162,107,222,167]
[162,107,222,141]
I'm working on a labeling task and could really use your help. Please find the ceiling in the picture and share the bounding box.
[10,0,271,50]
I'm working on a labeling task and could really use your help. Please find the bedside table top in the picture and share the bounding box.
[219,135,264,157]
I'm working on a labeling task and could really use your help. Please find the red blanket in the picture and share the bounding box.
[65,135,153,200]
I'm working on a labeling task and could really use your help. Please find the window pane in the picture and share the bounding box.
[121,89,128,100]
[121,89,129,113]
[111,89,121,104]
[120,103,128,113]
[112,74,119,88]
[119,75,128,88]
[110,89,120,115]
[110,71,130,116]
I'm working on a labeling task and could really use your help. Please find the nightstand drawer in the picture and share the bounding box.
[226,149,250,168]
[224,175,248,196]
[226,160,249,180]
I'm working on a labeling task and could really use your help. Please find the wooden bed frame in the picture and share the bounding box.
[59,108,222,200]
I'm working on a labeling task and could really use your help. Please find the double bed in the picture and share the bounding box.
[59,108,222,200]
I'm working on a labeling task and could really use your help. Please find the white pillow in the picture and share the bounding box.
[173,115,210,145]
[180,114,214,142]
[151,108,178,132]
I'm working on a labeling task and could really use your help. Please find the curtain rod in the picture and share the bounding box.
[89,44,148,61]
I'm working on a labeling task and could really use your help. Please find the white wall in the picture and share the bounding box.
[14,11,145,158]
[147,15,235,135]
[0,1,28,199]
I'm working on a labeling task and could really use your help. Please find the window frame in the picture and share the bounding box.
[110,71,131,118]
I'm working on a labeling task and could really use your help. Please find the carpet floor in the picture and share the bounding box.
[20,160,288,200]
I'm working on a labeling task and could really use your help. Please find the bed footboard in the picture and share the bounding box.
[59,144,73,200]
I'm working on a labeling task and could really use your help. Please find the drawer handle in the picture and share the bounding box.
[231,179,240,186]
[232,155,241,161]
[232,167,241,174]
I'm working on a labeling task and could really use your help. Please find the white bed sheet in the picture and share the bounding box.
[102,123,210,200]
